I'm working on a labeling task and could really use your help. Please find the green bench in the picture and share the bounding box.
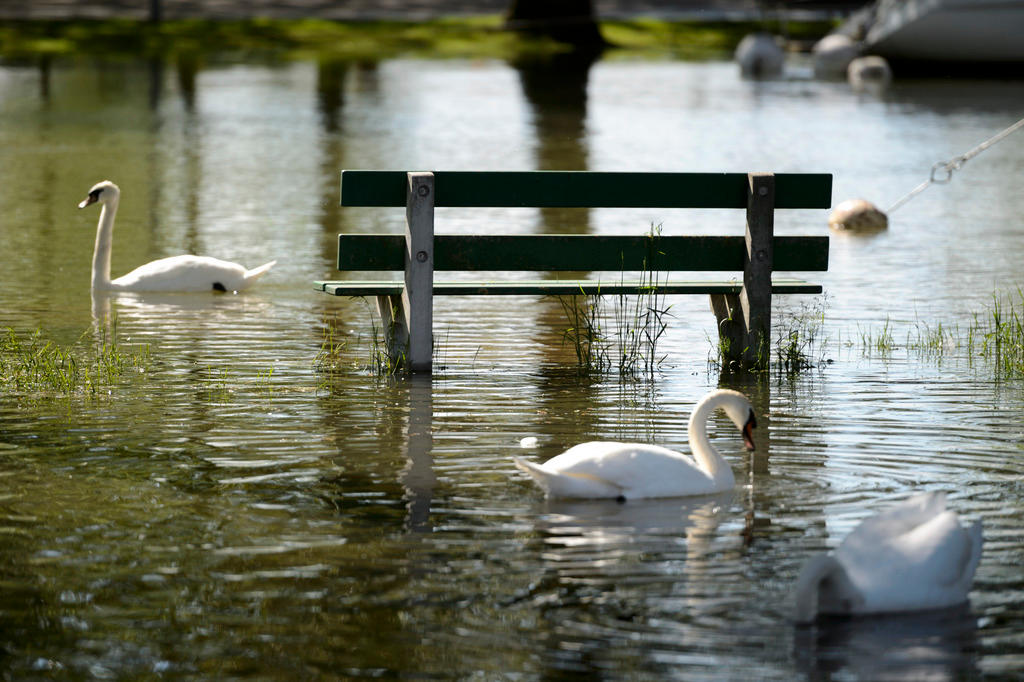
[316,170,832,373]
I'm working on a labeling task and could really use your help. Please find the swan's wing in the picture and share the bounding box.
[534,442,719,499]
[837,507,983,612]
[513,456,624,499]
[113,255,249,292]
[841,491,947,552]
[896,511,983,588]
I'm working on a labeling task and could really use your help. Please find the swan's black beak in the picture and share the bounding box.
[742,411,757,451]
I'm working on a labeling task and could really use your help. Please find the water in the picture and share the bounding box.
[1,51,1023,679]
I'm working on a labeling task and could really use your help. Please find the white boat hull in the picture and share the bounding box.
[864,0,1024,62]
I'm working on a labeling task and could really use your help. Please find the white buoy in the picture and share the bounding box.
[828,199,888,231]
[735,33,784,78]
[813,33,861,79]
[848,55,892,91]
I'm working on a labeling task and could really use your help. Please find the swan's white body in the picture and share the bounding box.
[794,492,983,624]
[80,180,276,293]
[513,389,756,500]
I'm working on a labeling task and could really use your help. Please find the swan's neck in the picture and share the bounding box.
[91,198,118,290]
[687,395,736,487]
[793,554,860,623]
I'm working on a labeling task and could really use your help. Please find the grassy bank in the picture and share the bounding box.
[0,16,835,61]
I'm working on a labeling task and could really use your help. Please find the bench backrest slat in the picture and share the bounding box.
[340,171,833,209]
[337,234,829,272]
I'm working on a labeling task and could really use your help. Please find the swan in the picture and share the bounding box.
[794,492,983,624]
[513,389,755,500]
[79,180,276,292]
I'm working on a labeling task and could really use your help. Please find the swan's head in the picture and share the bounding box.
[711,389,757,451]
[79,180,120,209]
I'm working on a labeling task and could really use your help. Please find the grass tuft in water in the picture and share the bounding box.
[314,314,354,381]
[558,226,673,377]
[0,323,150,397]
[858,317,896,355]
[773,297,829,376]
[977,288,1024,378]
[315,307,408,380]
[558,292,611,375]
[706,295,829,376]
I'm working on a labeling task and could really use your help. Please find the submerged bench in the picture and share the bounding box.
[316,170,832,373]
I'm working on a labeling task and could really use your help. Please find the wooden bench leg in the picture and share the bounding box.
[710,292,745,369]
[742,173,774,369]
[376,293,409,366]
[710,173,775,370]
[404,172,435,373]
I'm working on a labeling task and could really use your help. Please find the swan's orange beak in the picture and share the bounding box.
[78,195,97,209]
[742,412,757,450]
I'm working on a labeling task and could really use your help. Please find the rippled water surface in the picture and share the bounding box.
[1,52,1023,679]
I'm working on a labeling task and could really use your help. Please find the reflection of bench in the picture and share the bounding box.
[316,170,832,373]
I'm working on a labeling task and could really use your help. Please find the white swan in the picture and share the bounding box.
[80,180,276,292]
[513,389,755,500]
[794,492,983,624]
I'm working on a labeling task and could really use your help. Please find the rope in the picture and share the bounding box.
[886,115,1024,214]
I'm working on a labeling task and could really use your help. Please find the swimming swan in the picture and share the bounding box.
[794,492,983,624]
[513,389,756,500]
[80,180,276,292]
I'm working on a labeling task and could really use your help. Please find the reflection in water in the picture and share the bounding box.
[38,55,51,102]
[147,57,163,111]
[528,494,732,675]
[316,58,348,133]
[91,288,264,323]
[793,606,981,680]
[537,493,732,550]
[401,375,436,532]
[175,52,199,112]
[513,50,598,235]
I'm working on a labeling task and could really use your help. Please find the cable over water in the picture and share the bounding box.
[886,116,1024,214]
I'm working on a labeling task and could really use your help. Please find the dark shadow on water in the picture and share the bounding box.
[792,604,981,680]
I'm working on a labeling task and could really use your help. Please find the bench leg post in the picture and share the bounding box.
[710,173,775,370]
[375,294,409,367]
[404,172,435,373]
[710,292,745,369]
[741,172,775,369]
